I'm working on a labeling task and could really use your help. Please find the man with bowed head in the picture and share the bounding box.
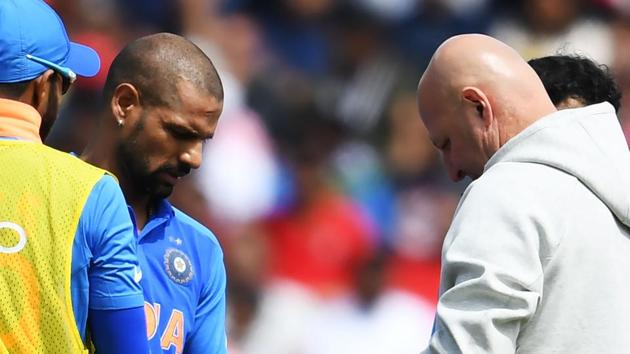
[82,33,228,354]
[417,34,630,353]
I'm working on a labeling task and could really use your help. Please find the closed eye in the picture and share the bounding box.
[171,129,196,140]
[440,139,451,151]
[202,136,213,145]
[168,124,199,141]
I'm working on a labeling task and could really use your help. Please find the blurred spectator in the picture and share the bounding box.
[238,280,321,354]
[490,0,614,63]
[227,110,377,354]
[353,0,418,22]
[331,141,397,246]
[263,112,376,297]
[224,226,269,353]
[393,0,493,67]
[46,90,103,153]
[303,252,435,354]
[236,0,337,75]
[227,281,260,354]
[117,0,182,33]
[382,91,459,303]
[325,8,403,134]
[45,0,125,153]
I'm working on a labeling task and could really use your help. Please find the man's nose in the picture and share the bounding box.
[180,141,203,170]
[444,158,464,182]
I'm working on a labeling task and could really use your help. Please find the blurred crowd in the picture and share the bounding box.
[47,0,630,353]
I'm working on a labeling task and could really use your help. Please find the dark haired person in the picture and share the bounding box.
[529,54,622,111]
[83,33,227,354]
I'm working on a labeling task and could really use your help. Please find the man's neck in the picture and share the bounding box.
[0,98,43,143]
[127,194,156,231]
[82,146,152,230]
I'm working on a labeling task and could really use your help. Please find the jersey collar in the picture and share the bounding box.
[0,98,42,143]
[138,199,175,241]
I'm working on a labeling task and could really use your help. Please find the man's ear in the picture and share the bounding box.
[111,83,141,127]
[462,86,493,127]
[31,69,56,116]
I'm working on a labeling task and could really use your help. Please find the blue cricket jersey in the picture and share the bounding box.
[135,199,228,354]
[70,174,146,341]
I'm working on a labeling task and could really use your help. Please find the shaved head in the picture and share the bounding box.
[417,34,556,181]
[85,32,224,209]
[419,34,553,124]
[104,33,223,107]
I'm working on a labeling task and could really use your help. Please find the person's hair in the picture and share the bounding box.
[0,80,31,99]
[528,55,622,112]
[103,33,223,108]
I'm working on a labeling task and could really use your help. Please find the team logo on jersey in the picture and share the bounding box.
[164,248,193,284]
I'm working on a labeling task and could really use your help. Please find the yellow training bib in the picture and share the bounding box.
[0,140,104,353]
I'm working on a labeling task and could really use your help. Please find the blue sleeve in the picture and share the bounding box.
[183,248,228,354]
[88,307,150,354]
[84,175,145,309]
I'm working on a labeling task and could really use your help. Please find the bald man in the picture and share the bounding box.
[417,34,630,353]
[82,33,227,354]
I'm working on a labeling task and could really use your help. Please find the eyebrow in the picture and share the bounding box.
[166,121,214,140]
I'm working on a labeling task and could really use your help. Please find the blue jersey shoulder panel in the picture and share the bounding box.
[70,174,145,341]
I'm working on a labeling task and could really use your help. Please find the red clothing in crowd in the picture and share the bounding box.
[265,193,375,296]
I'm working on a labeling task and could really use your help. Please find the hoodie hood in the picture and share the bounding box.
[485,102,630,227]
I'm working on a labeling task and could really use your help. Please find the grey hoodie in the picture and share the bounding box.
[423,102,630,353]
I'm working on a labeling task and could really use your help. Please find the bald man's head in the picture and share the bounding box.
[416,34,556,182]
[103,33,223,107]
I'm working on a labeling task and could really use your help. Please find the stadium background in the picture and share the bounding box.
[44,0,630,353]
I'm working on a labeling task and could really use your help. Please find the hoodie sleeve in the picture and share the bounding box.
[422,167,561,353]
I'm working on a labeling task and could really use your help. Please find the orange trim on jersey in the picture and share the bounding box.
[0,98,42,143]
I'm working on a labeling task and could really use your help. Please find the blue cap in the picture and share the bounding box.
[0,0,101,83]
